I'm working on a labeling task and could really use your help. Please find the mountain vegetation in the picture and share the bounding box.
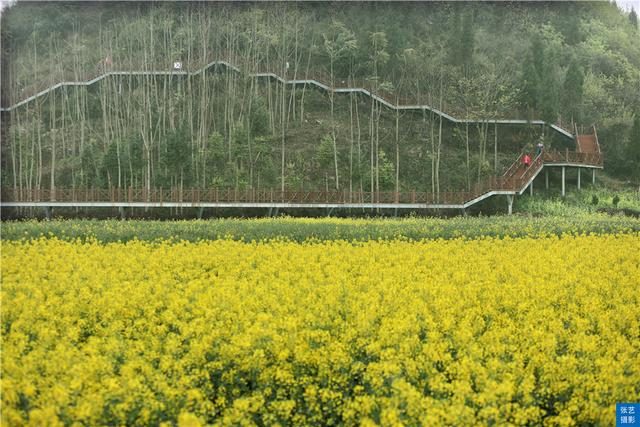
[1,1,638,196]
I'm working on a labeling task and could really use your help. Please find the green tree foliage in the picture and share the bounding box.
[81,142,101,187]
[100,141,120,187]
[250,97,270,137]
[460,11,475,74]
[448,9,462,67]
[322,21,357,78]
[206,131,226,186]
[561,10,583,46]
[161,126,192,186]
[376,150,395,190]
[368,31,390,80]
[521,33,560,123]
[448,8,474,74]
[315,134,334,172]
[521,35,545,113]
[628,112,640,181]
[629,9,638,30]
[562,59,585,123]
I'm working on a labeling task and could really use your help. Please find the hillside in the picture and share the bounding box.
[1,1,639,195]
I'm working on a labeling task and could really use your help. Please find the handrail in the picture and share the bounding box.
[553,120,574,135]
[592,125,601,153]
[519,152,543,178]
[502,154,524,178]
[1,55,575,138]
[518,154,543,186]
[0,150,604,207]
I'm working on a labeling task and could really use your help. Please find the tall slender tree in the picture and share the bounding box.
[562,58,584,123]
[322,20,356,190]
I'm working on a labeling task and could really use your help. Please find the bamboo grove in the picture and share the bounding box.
[2,2,639,195]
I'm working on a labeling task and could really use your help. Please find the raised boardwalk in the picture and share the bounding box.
[1,150,603,215]
[1,58,603,215]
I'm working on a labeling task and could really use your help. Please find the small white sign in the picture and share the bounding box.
[173,62,182,70]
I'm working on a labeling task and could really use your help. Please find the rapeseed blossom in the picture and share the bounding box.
[1,234,639,425]
[3,215,639,242]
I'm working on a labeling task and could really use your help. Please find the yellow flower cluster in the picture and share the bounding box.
[2,234,639,426]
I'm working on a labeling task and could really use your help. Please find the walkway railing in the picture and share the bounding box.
[542,149,603,165]
[1,55,574,138]
[0,150,603,207]
[2,188,472,205]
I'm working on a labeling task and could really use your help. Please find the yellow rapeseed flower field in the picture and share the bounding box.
[1,234,639,426]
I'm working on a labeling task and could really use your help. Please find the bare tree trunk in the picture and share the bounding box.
[494,121,498,172]
[476,121,490,183]
[11,111,18,192]
[51,130,56,200]
[375,101,381,196]
[466,122,470,191]
[436,113,442,197]
[395,108,400,199]
[49,63,57,199]
[37,102,43,190]
[287,13,301,125]
[300,35,314,124]
[329,58,339,190]
[430,109,435,194]
[369,96,375,197]
[281,82,286,192]
[349,91,354,197]
[355,92,363,198]
[436,78,443,197]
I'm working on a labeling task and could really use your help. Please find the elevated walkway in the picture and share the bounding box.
[1,57,574,139]
[0,149,603,216]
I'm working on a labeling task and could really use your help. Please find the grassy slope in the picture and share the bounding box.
[2,2,638,191]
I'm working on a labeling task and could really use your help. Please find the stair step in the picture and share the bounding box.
[576,134,599,153]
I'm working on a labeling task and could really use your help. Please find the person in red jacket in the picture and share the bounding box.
[523,153,532,167]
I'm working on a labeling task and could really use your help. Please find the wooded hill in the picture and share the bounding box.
[1,1,639,195]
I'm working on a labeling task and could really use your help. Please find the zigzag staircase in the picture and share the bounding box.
[460,130,603,209]
[1,56,574,138]
[1,56,605,212]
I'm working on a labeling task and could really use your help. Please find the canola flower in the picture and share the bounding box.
[1,234,639,426]
[2,214,640,243]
